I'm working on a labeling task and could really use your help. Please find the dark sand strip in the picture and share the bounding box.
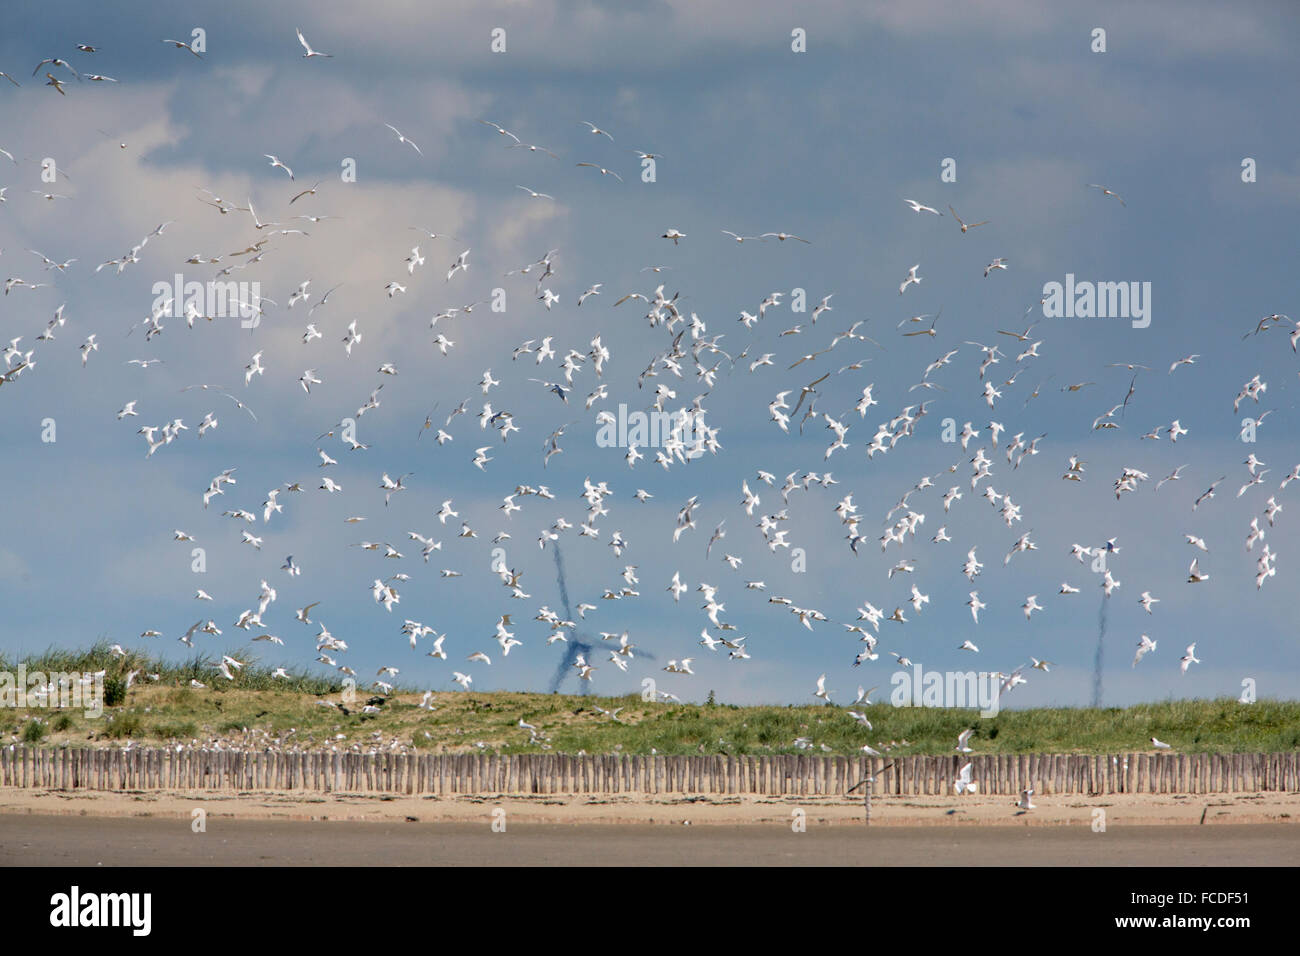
[1,815,1295,866]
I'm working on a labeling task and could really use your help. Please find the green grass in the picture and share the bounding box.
[2,644,1298,754]
[1,642,346,696]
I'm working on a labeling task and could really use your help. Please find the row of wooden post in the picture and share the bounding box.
[0,747,1296,795]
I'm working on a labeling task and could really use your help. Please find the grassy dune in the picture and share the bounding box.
[2,644,1298,754]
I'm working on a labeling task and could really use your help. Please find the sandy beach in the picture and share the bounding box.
[3,787,1295,864]
[2,786,1296,827]
[3,807,1297,867]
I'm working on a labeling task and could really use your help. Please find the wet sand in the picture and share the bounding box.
[1,814,1295,865]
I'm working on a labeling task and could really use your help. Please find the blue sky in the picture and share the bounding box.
[1,1,1298,708]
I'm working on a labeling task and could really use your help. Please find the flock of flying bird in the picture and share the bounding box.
[0,29,1292,762]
